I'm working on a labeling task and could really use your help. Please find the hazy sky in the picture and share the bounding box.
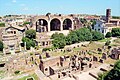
[0,0,120,16]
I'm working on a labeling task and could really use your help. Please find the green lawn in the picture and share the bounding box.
[98,38,111,42]
[18,73,38,80]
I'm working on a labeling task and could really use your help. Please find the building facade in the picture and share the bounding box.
[94,9,120,35]
[29,14,82,33]
[2,26,25,54]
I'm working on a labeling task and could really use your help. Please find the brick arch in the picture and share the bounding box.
[63,18,72,30]
[50,18,61,31]
[36,19,48,32]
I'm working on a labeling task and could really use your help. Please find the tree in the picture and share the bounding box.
[51,33,65,39]
[22,37,35,50]
[23,22,31,25]
[52,38,66,49]
[98,72,108,80]
[91,20,96,27]
[80,18,87,24]
[105,32,112,38]
[66,31,78,45]
[75,28,92,41]
[105,41,111,46]
[87,26,92,32]
[104,60,120,80]
[111,28,120,37]
[0,23,5,27]
[51,28,104,49]
[92,31,104,41]
[112,16,120,19]
[0,41,3,51]
[25,29,36,39]
[51,33,66,49]
[46,13,51,16]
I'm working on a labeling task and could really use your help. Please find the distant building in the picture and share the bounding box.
[1,26,25,54]
[29,14,83,34]
[94,9,120,35]
[106,9,111,23]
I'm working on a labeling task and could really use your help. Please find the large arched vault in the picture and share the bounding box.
[50,18,61,31]
[36,19,48,32]
[63,19,72,30]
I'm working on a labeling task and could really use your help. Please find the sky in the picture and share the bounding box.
[0,0,120,16]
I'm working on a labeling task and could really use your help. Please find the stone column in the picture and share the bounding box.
[60,21,63,31]
[48,21,50,32]
[44,26,46,32]
[33,22,37,30]
[71,20,74,30]
[24,42,26,51]
[117,21,119,26]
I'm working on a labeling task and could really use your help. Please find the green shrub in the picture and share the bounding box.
[30,52,33,55]
[0,23,5,27]
[111,28,120,37]
[105,32,112,38]
[42,48,51,52]
[14,70,20,74]
[105,41,111,46]
[23,22,31,25]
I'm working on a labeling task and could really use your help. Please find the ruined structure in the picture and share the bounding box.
[29,14,82,33]
[111,47,120,59]
[1,26,25,54]
[39,54,93,78]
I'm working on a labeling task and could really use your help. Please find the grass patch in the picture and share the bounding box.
[81,42,103,50]
[98,38,111,42]
[73,47,81,51]
[113,38,120,44]
[111,38,120,46]
[0,70,5,79]
[104,58,117,64]
[14,70,20,75]
[18,73,38,80]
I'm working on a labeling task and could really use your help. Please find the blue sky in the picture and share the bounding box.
[0,0,120,16]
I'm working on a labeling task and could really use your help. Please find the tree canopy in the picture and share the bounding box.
[75,28,93,41]
[51,33,66,49]
[25,29,36,39]
[22,37,35,50]
[51,28,104,49]
[105,32,112,38]
[0,23,5,27]
[111,28,120,37]
[66,31,78,45]
[104,60,120,80]
[112,16,120,19]
[92,31,104,41]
